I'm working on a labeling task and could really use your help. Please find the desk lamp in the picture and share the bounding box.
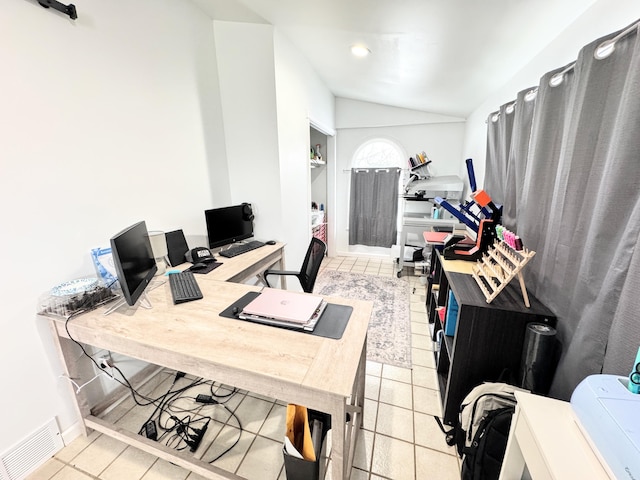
[148,231,168,275]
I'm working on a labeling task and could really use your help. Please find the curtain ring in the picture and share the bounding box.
[594,39,616,60]
[549,72,564,87]
[524,88,538,102]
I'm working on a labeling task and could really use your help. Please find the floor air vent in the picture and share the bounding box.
[0,418,64,480]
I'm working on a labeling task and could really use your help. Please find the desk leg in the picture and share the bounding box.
[331,341,366,480]
[498,406,525,480]
[48,320,92,436]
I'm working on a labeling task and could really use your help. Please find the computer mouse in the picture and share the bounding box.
[266,240,277,245]
[192,262,208,270]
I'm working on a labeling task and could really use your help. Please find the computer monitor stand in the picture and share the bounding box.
[103,291,153,316]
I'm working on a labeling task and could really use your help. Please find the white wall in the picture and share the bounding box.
[0,0,224,452]
[462,0,640,188]
[213,21,284,249]
[212,24,335,272]
[335,99,466,257]
[273,30,335,270]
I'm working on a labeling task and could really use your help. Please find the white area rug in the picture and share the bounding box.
[314,270,412,368]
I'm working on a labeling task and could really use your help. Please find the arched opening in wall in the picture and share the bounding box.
[352,138,405,169]
[349,138,406,254]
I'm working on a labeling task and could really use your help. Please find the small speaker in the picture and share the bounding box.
[165,229,189,267]
[242,203,254,221]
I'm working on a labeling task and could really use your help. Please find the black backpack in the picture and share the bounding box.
[460,405,515,480]
[435,382,525,480]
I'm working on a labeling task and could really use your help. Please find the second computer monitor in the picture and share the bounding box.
[205,203,254,249]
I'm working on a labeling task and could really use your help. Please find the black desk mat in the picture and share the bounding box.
[219,292,352,340]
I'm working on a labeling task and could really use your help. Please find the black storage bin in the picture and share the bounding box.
[519,322,557,394]
[283,409,331,480]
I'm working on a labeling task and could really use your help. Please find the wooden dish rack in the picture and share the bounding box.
[471,240,536,307]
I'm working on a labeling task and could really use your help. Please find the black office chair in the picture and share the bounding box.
[263,237,327,293]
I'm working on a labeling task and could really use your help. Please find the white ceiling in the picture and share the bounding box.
[192,0,597,118]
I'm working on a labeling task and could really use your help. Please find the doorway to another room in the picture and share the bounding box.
[310,125,328,250]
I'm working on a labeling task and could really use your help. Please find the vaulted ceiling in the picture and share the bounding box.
[192,0,597,118]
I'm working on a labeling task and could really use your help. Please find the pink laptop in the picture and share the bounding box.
[242,288,324,324]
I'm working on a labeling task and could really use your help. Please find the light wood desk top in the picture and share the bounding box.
[205,242,287,283]
[48,243,372,479]
[57,277,372,402]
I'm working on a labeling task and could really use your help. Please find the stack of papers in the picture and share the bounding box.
[240,288,327,332]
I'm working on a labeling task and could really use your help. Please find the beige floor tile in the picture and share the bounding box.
[28,457,65,479]
[410,300,426,313]
[259,403,286,441]
[100,446,157,480]
[412,365,439,390]
[365,374,381,400]
[415,445,461,480]
[412,347,436,368]
[53,433,99,463]
[140,458,189,480]
[414,412,457,454]
[413,385,443,416]
[352,428,374,471]
[363,398,378,431]
[365,361,382,377]
[411,321,429,336]
[69,434,127,476]
[233,395,274,434]
[379,378,413,410]
[206,426,252,472]
[348,467,370,480]
[50,466,94,480]
[412,333,432,351]
[236,436,283,480]
[375,403,414,443]
[381,364,412,383]
[370,434,415,479]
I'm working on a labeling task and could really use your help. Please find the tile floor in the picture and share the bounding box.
[28,256,461,480]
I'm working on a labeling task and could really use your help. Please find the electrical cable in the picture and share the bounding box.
[64,314,246,461]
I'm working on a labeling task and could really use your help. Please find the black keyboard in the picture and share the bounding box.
[168,271,203,304]
[219,240,265,258]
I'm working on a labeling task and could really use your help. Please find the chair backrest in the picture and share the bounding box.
[299,237,327,293]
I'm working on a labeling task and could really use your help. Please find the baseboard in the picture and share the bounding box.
[60,421,84,447]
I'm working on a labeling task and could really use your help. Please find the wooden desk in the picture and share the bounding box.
[499,392,611,480]
[46,245,371,480]
[207,242,287,284]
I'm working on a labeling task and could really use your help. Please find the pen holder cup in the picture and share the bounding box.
[283,409,332,480]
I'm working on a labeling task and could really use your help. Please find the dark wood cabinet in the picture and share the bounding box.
[427,250,556,425]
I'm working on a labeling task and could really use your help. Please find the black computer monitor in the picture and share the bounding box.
[110,221,158,307]
[205,204,254,249]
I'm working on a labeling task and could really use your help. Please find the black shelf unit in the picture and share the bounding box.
[427,250,556,425]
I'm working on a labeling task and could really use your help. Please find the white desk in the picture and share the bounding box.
[45,244,371,480]
[499,392,612,480]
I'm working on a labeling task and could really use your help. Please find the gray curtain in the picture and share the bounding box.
[349,168,400,247]
[501,88,537,231]
[485,21,640,400]
[484,103,515,205]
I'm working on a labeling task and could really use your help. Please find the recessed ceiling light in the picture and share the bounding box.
[351,45,370,57]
